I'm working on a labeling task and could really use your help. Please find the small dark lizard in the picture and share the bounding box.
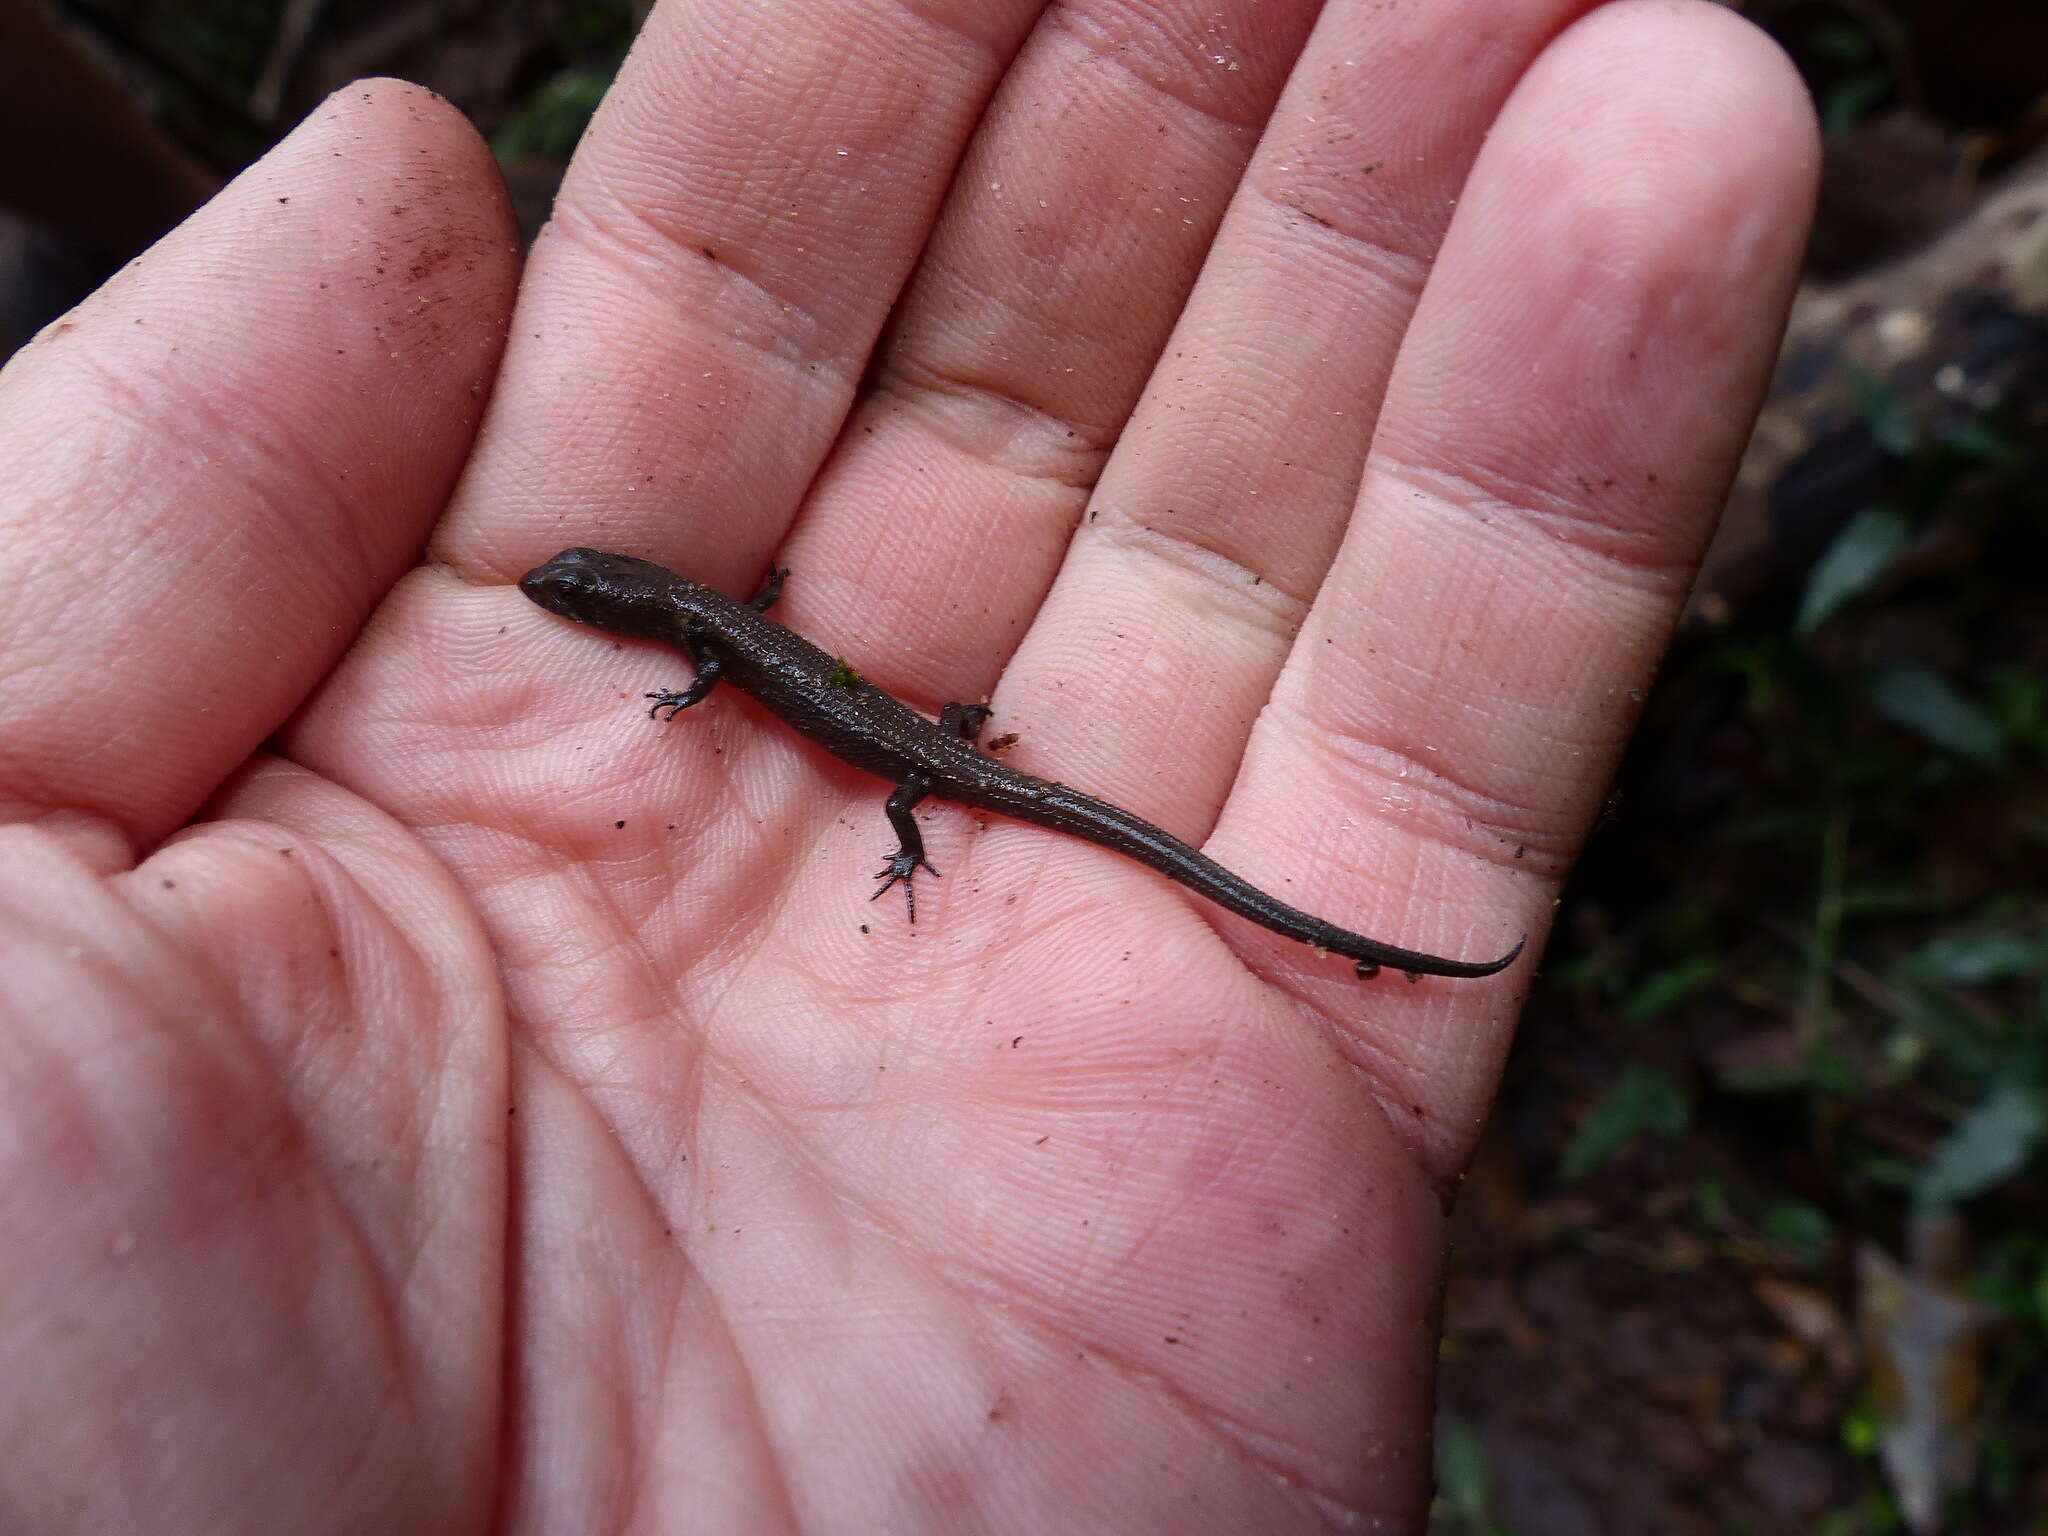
[520,548,1523,981]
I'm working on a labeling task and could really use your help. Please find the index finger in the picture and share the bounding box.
[0,84,517,843]
[431,0,1054,589]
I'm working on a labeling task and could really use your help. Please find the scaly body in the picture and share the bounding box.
[520,547,1523,981]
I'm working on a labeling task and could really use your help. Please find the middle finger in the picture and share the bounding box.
[789,0,1601,828]
[775,0,1326,694]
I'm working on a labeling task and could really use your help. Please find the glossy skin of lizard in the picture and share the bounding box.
[519,548,1524,981]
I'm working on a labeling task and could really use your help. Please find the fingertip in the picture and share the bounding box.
[1548,0,1822,217]
[1500,0,1820,309]
[1381,0,1820,530]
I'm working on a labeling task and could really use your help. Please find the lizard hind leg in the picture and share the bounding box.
[870,774,938,923]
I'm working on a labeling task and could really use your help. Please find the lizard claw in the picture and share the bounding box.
[871,853,938,924]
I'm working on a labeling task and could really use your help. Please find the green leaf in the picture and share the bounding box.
[1969,1233,2048,1326]
[1851,1152,1921,1192]
[1808,23,1876,64]
[492,68,616,161]
[1803,1045,1863,1099]
[1842,880,1939,919]
[1695,1176,1731,1231]
[1914,932,2048,986]
[1936,414,2017,464]
[1986,666,2048,750]
[1561,1065,1690,1181]
[1915,1083,2046,1209]
[1621,956,1718,1023]
[1868,663,2008,768]
[1823,71,1892,137]
[1845,364,1918,456]
[1762,1199,1835,1264]
[1433,1415,1491,1525]
[1796,506,1911,636]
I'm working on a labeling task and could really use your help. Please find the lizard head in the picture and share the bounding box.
[519,547,689,639]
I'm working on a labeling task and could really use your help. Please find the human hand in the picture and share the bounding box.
[0,2,1814,1530]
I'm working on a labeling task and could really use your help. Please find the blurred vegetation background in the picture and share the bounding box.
[2,1,2042,1532]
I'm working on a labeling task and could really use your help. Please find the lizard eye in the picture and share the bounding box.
[520,560,591,609]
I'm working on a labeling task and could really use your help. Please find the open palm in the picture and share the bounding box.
[0,2,1814,1530]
